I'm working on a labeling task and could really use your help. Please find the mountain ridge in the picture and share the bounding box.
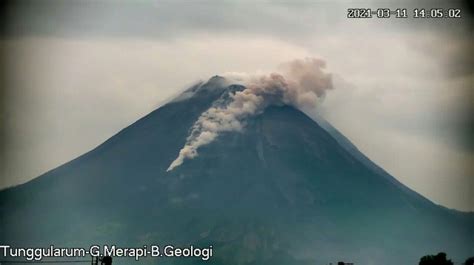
[0,77,472,265]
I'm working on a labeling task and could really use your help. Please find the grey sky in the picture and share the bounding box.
[1,0,472,211]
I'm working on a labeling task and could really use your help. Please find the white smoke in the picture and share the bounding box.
[167,58,333,171]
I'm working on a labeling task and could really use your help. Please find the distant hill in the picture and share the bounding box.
[1,76,472,265]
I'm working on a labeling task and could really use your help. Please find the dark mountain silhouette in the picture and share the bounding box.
[0,76,472,265]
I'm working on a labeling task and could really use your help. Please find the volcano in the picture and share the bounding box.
[0,76,472,265]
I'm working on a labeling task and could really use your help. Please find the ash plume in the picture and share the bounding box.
[167,58,333,171]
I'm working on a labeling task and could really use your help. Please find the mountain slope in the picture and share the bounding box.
[0,77,472,265]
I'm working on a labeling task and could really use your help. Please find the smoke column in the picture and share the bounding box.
[167,58,333,171]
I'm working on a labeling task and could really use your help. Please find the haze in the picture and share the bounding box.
[0,0,472,211]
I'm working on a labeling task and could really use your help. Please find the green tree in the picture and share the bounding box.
[464,257,474,265]
[419,252,453,265]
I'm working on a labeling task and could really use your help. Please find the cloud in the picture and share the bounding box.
[0,36,309,188]
[1,0,471,211]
